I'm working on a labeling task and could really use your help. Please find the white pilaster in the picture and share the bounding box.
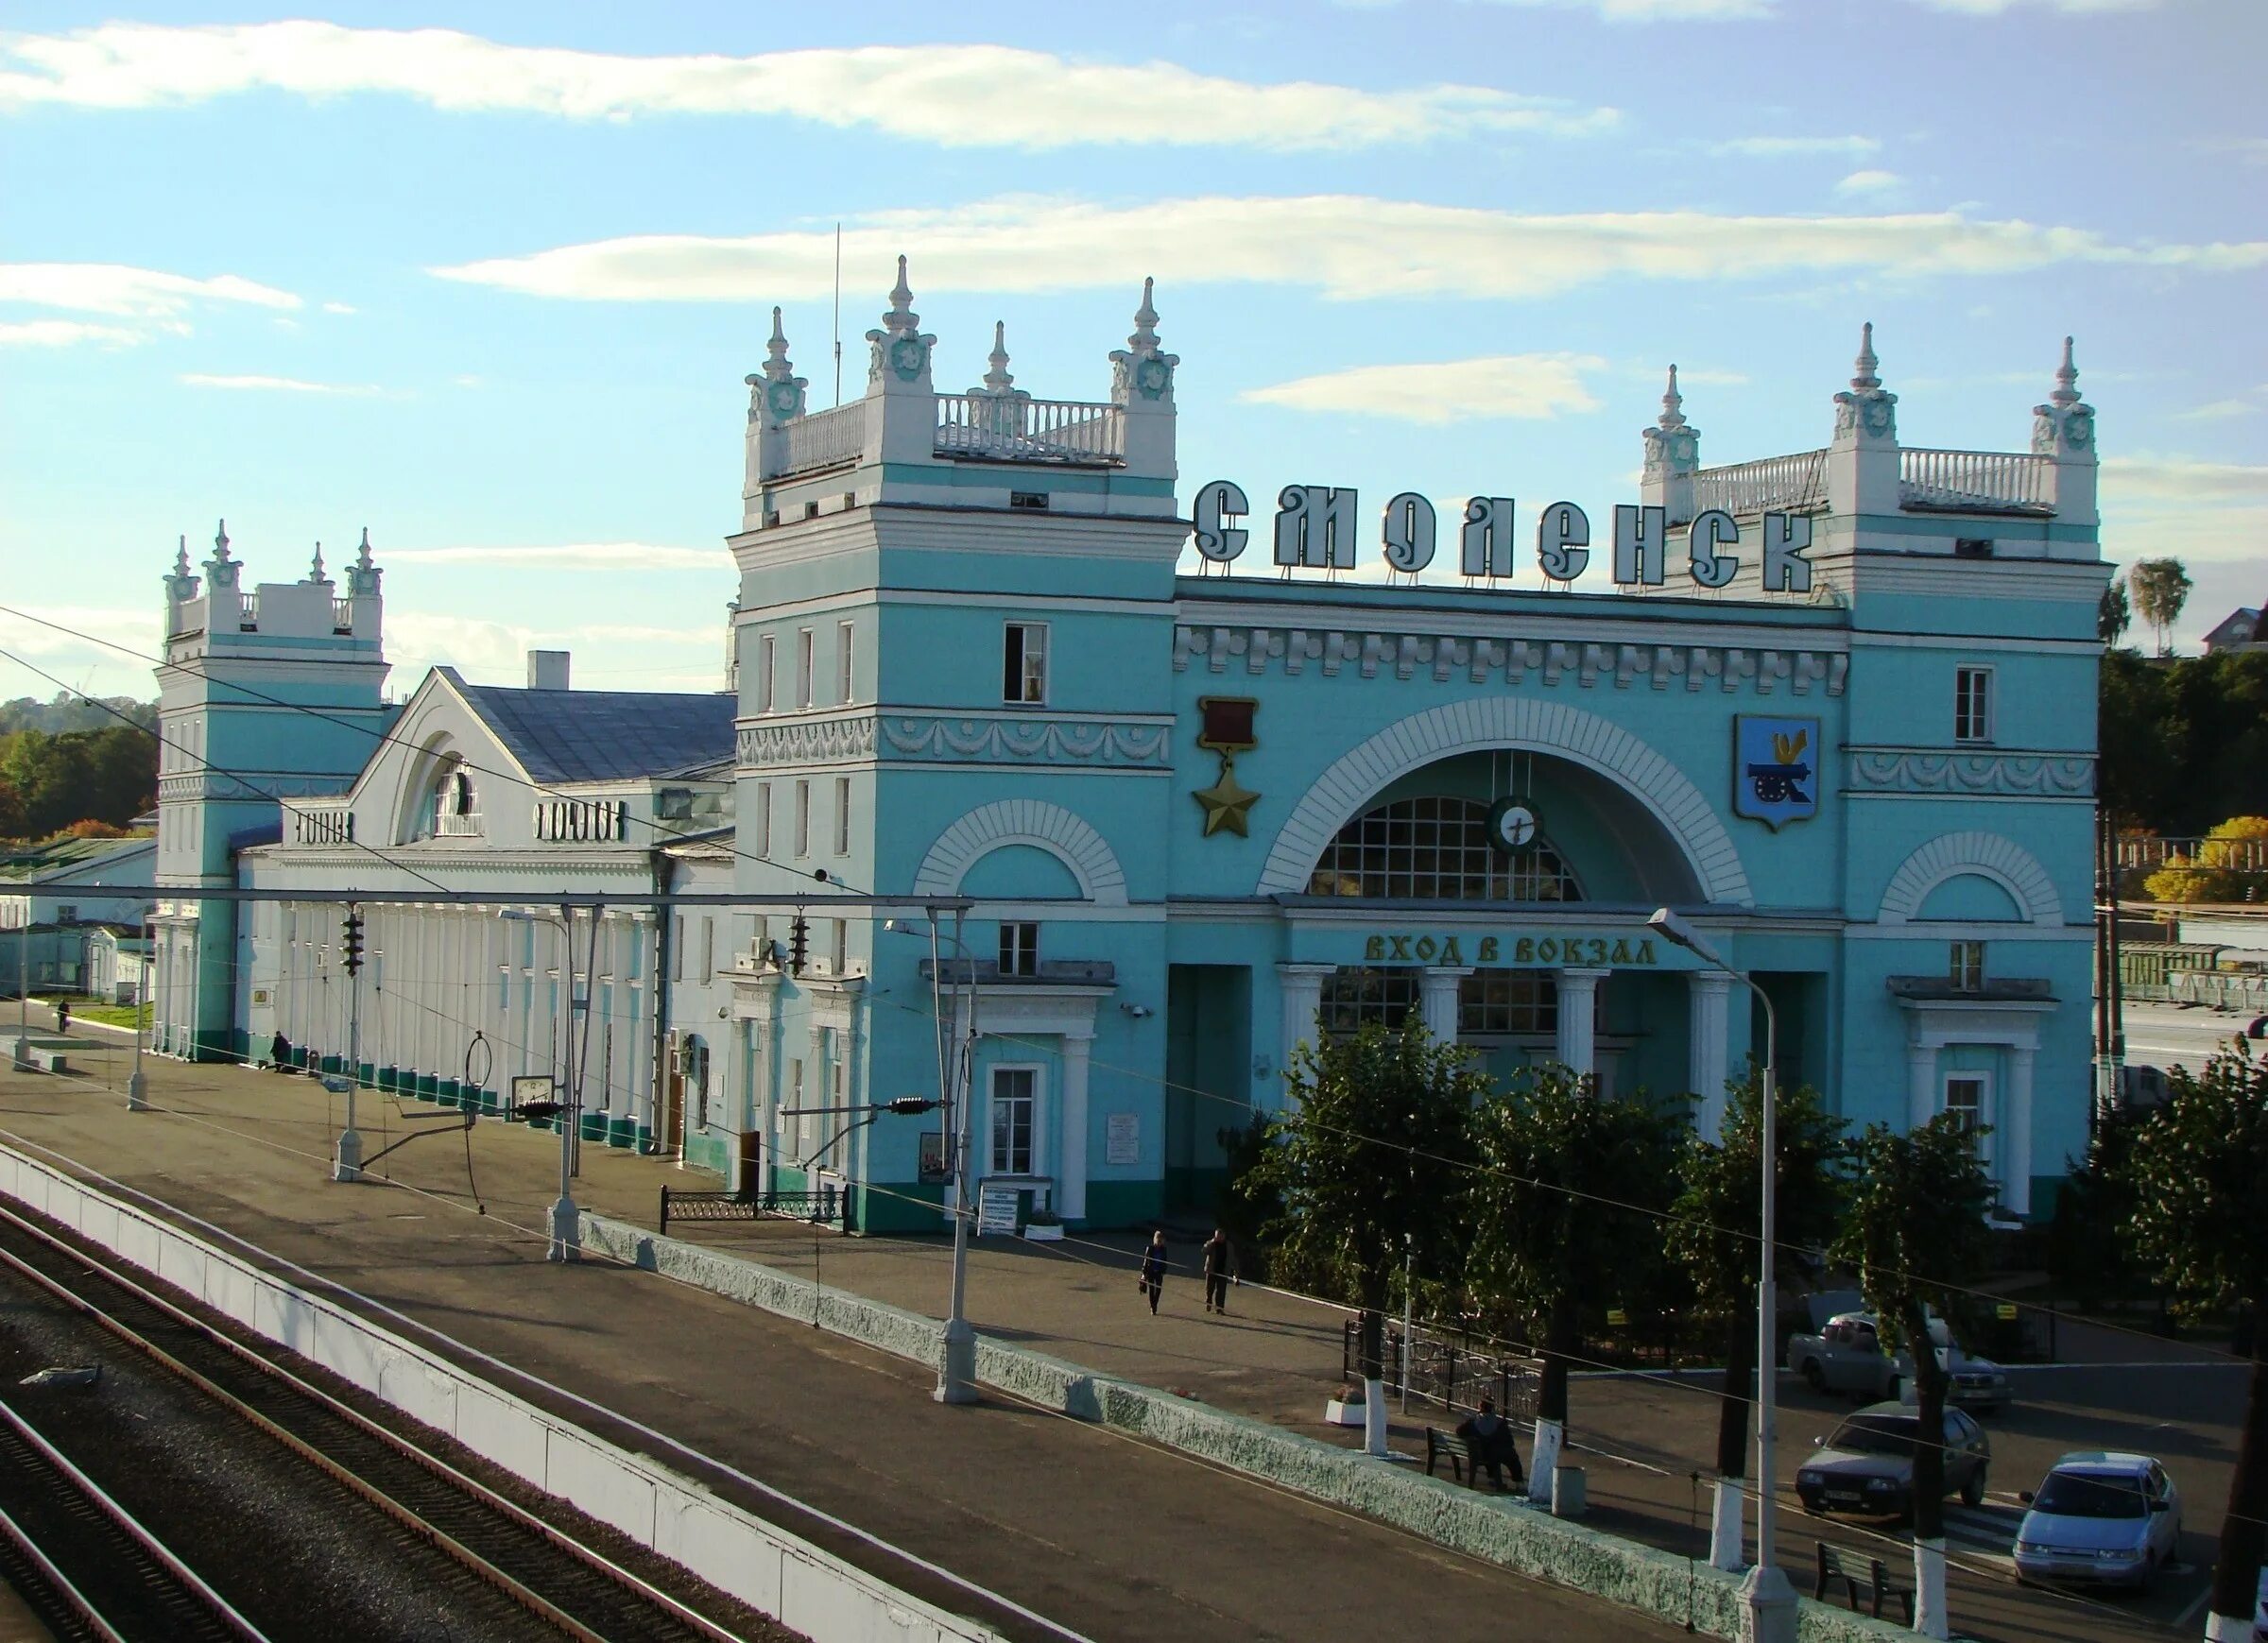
[1907,1042,1938,1130]
[1687,968,1734,1138]
[1418,967,1471,1043]
[1555,967,1608,1082]
[2003,1044,2035,1219]
[1277,963,1335,1090]
[1059,1033,1093,1221]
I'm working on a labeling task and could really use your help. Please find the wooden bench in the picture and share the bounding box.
[1423,1425,1521,1490]
[1814,1542,1914,1624]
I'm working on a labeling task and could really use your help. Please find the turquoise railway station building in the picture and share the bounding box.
[154,265,2107,1234]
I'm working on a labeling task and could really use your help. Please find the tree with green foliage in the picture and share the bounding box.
[0,725,157,841]
[1249,1017,1485,1455]
[2129,557,2193,657]
[2098,647,2268,836]
[1466,1070,1684,1501]
[2098,574,2132,646]
[2141,814,2268,904]
[1830,1116,1996,1639]
[2115,1043,2268,1636]
[1668,1073,1850,1570]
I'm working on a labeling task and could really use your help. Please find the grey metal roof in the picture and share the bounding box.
[455,678,737,785]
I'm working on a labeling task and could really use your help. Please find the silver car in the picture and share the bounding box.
[2013,1452,2181,1592]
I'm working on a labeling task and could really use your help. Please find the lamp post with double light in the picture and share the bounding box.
[1648,907,1794,1643]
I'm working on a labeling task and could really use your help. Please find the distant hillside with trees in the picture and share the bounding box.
[0,715,159,843]
[0,693,159,737]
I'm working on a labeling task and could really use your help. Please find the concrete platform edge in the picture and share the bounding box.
[581,1214,1906,1643]
[0,1144,1017,1643]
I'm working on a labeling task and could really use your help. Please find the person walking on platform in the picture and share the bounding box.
[53,1000,69,1036]
[1138,1230,1169,1315]
[1201,1228,1236,1314]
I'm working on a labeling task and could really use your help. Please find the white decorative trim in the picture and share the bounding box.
[1877,831,2062,928]
[1175,624,1847,698]
[1255,699,1754,907]
[735,713,876,769]
[879,712,1171,768]
[913,800,1129,907]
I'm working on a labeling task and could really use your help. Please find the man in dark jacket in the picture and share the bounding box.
[1200,1229,1236,1314]
[1456,1395,1523,1491]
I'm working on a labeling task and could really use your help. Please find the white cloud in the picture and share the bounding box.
[2174,399,2253,421]
[0,317,141,347]
[1708,134,1881,159]
[2191,137,2268,166]
[1241,352,1606,423]
[431,195,2268,307]
[180,373,383,396]
[0,23,1617,150]
[385,542,722,571]
[1914,0,2162,11]
[386,611,538,682]
[1474,0,1772,18]
[2101,454,2268,503]
[0,262,299,317]
[1833,169,1904,197]
[320,300,356,315]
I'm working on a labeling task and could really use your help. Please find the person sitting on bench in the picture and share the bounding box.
[1456,1395,1524,1490]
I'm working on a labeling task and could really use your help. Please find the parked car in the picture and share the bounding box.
[1786,1309,2012,1412]
[2013,1452,2181,1592]
[1796,1402,1991,1519]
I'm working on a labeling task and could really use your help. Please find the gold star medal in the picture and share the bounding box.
[1193,755,1260,838]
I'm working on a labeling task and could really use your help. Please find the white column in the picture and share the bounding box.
[1276,964,1335,1091]
[1418,967,1471,1043]
[2003,1044,2035,1219]
[1059,1032,1092,1222]
[1687,969,1734,1139]
[1555,967,1608,1082]
[1907,1041,1938,1129]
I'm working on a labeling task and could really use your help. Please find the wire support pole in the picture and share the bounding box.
[334,902,364,1183]
[935,905,978,1405]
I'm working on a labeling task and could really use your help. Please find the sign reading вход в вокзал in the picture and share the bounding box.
[1191,483,1816,593]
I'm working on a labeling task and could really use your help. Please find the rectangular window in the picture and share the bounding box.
[754,781,772,856]
[756,634,776,713]
[829,917,847,975]
[797,628,815,709]
[794,780,810,858]
[989,1067,1037,1176]
[1949,940,1985,993]
[671,914,686,982]
[836,621,854,704]
[998,921,1040,977]
[789,1057,809,1156]
[833,776,850,855]
[1003,623,1048,705]
[699,916,715,984]
[1954,666,1993,744]
[1944,1073,1988,1138]
[831,1049,848,1125]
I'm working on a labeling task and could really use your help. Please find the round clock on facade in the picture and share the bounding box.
[1486,797,1540,855]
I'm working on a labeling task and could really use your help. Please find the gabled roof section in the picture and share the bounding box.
[1,834,156,884]
[453,679,737,785]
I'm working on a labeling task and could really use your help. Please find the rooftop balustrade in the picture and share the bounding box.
[933,394,1124,466]
[1690,450,1830,518]
[1898,447,2053,515]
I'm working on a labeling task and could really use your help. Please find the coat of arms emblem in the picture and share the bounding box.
[1733,716,1819,831]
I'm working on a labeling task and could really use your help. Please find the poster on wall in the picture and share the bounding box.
[1106,1114,1140,1166]
[919,1131,948,1184]
[977,1182,1022,1237]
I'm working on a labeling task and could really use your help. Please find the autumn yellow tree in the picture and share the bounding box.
[2142,815,2268,903]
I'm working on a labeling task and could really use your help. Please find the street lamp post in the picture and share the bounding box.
[126,906,150,1111]
[501,905,586,1261]
[1648,907,1794,1643]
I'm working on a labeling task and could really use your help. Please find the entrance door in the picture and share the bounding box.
[663,1037,685,1157]
[739,1127,763,1198]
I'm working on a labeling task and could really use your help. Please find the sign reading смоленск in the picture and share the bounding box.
[1191,483,1816,592]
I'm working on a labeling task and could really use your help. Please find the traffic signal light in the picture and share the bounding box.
[341,909,365,975]
[787,916,809,976]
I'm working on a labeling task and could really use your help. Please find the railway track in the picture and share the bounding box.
[0,1199,773,1643]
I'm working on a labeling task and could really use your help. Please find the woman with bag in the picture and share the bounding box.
[1137,1230,1169,1315]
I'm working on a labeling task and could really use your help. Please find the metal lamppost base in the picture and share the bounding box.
[1740,1561,1798,1643]
[125,1073,147,1112]
[934,1319,978,1404]
[332,1127,362,1183]
[548,1195,580,1263]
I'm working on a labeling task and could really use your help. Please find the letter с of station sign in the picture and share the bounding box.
[1686,509,1740,590]
[1760,511,1813,593]
[1193,479,1251,564]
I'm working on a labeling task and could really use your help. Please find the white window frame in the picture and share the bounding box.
[829,917,847,975]
[998,920,1040,977]
[1949,939,1985,993]
[788,1056,810,1158]
[836,620,855,705]
[1953,665,1993,744]
[796,627,815,710]
[833,776,850,856]
[1003,622,1049,706]
[988,1063,1043,1178]
[793,779,811,858]
[1942,1070,1994,1163]
[756,634,776,713]
[699,916,714,984]
[753,780,772,856]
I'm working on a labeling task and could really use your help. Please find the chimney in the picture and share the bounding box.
[526,650,570,691]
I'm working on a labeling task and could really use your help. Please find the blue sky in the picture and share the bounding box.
[3,1,2262,703]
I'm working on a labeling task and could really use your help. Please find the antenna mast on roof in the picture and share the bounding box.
[833,223,843,407]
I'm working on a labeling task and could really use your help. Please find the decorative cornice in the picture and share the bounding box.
[734,714,878,770]
[1174,624,1847,697]
[1846,748,2093,798]
[160,772,355,800]
[880,712,1171,768]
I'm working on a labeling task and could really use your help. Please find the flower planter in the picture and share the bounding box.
[1022,1223,1064,1242]
[1323,1397,1366,1428]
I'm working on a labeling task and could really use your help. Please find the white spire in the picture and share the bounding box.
[882,254,919,337]
[309,540,328,583]
[1657,363,1687,431]
[356,525,374,571]
[764,305,795,381]
[1850,321,1881,393]
[173,534,191,578]
[2051,334,2081,408]
[213,518,232,562]
[1126,276,1161,358]
[984,321,1015,394]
